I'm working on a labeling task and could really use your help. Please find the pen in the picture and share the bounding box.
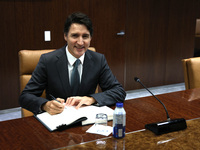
[49,94,61,103]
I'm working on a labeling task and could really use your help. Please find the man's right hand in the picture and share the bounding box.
[42,98,65,115]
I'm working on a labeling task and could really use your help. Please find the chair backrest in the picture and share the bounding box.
[182,57,200,89]
[19,47,96,117]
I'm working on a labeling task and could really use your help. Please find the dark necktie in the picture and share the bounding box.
[71,59,80,96]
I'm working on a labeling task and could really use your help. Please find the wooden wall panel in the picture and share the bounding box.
[14,0,91,50]
[125,0,197,90]
[0,1,19,109]
[164,0,197,84]
[90,0,126,86]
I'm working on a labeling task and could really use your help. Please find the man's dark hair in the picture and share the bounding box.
[64,12,93,36]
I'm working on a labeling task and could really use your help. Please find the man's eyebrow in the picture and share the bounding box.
[83,33,90,36]
[71,33,90,35]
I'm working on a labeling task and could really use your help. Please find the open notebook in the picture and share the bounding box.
[35,105,114,132]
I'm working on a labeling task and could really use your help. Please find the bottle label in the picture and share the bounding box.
[118,128,123,137]
[113,124,125,138]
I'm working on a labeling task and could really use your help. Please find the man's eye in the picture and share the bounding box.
[72,34,78,38]
[83,35,89,39]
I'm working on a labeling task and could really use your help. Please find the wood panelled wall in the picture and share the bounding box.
[0,0,199,110]
[125,0,199,89]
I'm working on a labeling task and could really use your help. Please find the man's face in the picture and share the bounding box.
[64,23,92,58]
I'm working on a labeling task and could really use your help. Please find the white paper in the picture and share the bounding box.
[36,105,113,131]
[86,124,113,136]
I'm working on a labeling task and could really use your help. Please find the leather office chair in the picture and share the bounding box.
[182,57,200,89]
[19,47,96,117]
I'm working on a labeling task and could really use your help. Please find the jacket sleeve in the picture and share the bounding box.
[90,54,126,106]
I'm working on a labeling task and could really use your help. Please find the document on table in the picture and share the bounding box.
[35,105,114,132]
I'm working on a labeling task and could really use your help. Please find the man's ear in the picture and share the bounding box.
[64,33,68,42]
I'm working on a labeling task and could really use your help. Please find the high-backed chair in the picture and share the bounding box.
[182,57,200,89]
[19,47,96,117]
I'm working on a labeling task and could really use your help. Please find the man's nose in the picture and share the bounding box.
[77,37,84,45]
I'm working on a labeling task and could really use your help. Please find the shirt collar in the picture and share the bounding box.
[66,46,85,66]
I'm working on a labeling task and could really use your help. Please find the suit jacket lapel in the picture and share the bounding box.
[79,51,94,95]
[55,48,71,96]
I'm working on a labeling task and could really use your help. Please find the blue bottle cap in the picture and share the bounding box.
[116,102,123,107]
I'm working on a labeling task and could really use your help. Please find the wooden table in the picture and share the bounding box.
[1,88,200,149]
[62,118,200,149]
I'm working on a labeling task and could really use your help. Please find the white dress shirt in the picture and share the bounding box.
[66,46,85,85]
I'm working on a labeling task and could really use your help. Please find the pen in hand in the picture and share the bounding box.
[49,94,61,103]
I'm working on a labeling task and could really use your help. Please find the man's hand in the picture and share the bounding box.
[65,96,96,109]
[42,98,65,115]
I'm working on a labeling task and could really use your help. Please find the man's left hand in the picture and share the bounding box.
[65,96,96,109]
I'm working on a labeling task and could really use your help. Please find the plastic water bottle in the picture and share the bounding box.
[113,102,126,138]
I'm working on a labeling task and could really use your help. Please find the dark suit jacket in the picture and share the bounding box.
[19,46,126,115]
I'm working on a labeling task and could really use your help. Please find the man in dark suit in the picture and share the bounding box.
[19,12,126,115]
